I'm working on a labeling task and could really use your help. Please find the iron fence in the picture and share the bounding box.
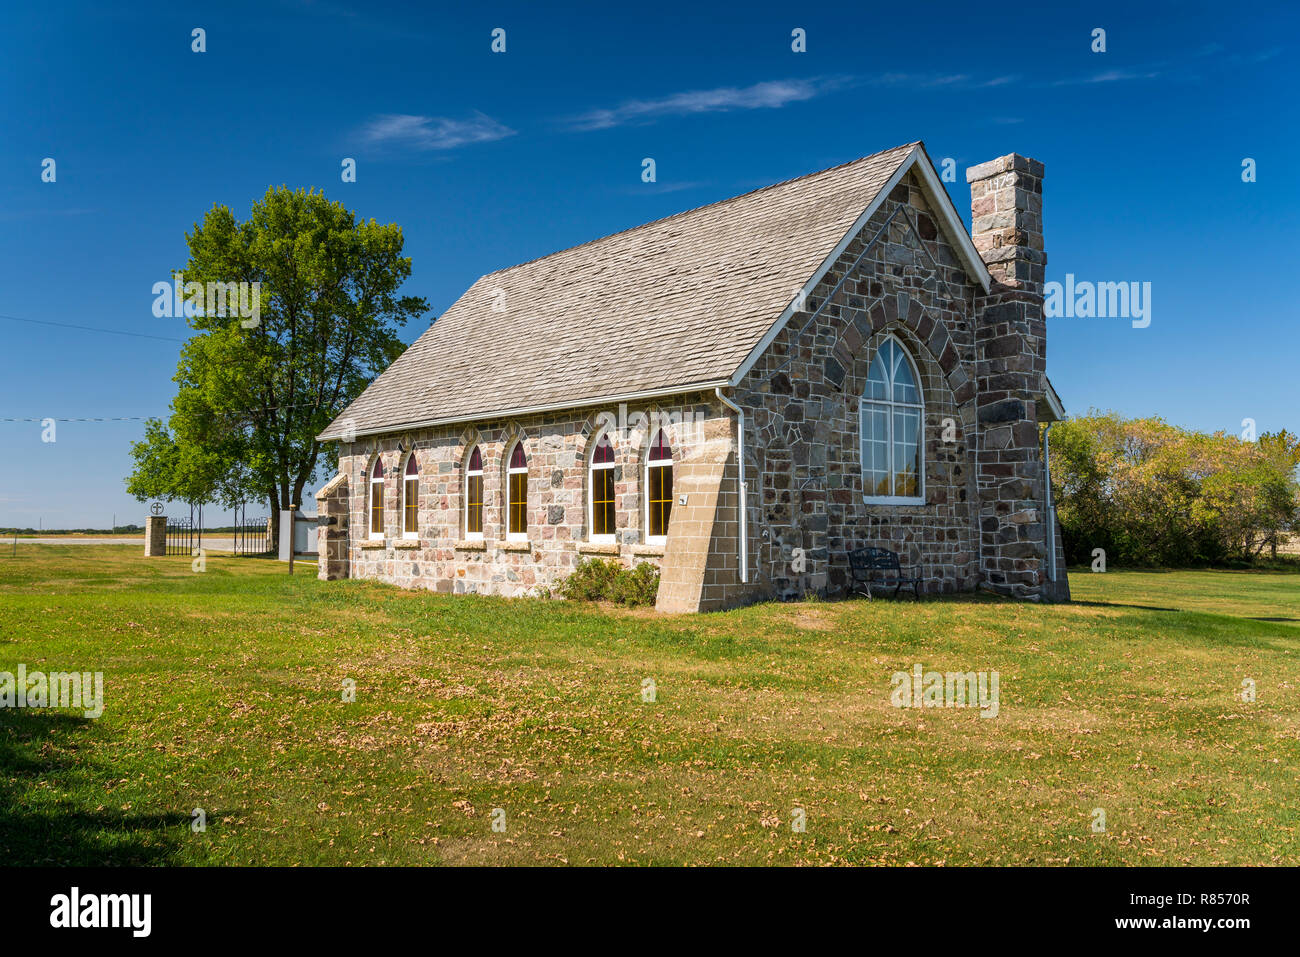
[165,504,203,557]
[233,503,273,557]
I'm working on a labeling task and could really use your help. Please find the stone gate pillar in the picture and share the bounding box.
[144,515,167,556]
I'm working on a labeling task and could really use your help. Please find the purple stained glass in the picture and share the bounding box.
[593,435,614,465]
[371,458,383,479]
[405,454,418,476]
[468,447,482,472]
[510,443,527,469]
[650,430,671,462]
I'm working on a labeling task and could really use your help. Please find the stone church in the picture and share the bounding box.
[315,141,1070,612]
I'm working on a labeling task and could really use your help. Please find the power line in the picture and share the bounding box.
[0,415,153,423]
[0,312,186,343]
[1,402,333,424]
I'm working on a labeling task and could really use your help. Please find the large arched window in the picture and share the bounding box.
[589,433,616,542]
[861,337,924,503]
[368,457,384,538]
[506,442,528,540]
[464,446,484,539]
[646,430,673,542]
[401,453,419,538]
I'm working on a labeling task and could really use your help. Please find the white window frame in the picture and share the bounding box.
[861,336,926,506]
[588,431,617,544]
[644,431,673,545]
[506,440,528,542]
[368,456,385,540]
[400,451,419,540]
[464,446,484,541]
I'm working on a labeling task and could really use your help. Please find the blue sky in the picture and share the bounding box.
[1,0,1295,527]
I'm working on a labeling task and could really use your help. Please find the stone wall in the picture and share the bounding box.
[333,394,729,598]
[732,167,983,599]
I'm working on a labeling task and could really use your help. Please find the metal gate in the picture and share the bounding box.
[166,503,203,556]
[232,503,272,557]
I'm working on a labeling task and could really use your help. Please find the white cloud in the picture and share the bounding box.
[1057,68,1163,85]
[921,74,972,87]
[872,72,1019,90]
[564,72,1035,132]
[566,77,849,131]
[359,112,516,151]
[618,180,710,195]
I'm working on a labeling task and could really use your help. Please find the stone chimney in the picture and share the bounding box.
[968,154,1046,291]
[966,154,1049,599]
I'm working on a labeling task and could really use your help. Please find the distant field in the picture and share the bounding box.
[6,530,240,538]
[10,537,240,549]
[1,546,1297,866]
[6,531,143,538]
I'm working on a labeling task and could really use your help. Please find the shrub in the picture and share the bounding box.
[608,560,661,606]
[1051,412,1299,567]
[558,558,661,606]
[556,557,621,601]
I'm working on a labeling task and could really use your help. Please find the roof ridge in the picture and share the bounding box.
[476,141,922,280]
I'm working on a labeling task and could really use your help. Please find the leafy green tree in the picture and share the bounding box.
[125,418,250,508]
[1254,430,1300,556]
[1050,411,1299,567]
[1047,413,1120,564]
[127,187,428,535]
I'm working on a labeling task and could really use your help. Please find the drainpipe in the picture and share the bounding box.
[714,387,749,583]
[1043,423,1055,583]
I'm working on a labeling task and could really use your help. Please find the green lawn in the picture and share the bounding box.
[1,546,1297,865]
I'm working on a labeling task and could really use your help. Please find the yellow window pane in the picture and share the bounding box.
[509,472,527,534]
[371,482,383,534]
[467,475,483,534]
[648,464,672,537]
[593,468,614,535]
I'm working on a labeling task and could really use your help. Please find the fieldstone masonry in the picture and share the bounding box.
[316,472,350,580]
[327,397,727,598]
[967,154,1050,598]
[735,166,984,600]
[316,151,1067,609]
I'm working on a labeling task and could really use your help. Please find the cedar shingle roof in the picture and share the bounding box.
[320,142,921,440]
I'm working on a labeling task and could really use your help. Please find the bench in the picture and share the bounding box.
[847,547,921,600]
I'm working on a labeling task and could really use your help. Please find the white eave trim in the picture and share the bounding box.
[317,378,732,442]
[1040,374,1066,422]
[727,144,991,389]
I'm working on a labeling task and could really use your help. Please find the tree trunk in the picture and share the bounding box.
[267,492,280,551]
